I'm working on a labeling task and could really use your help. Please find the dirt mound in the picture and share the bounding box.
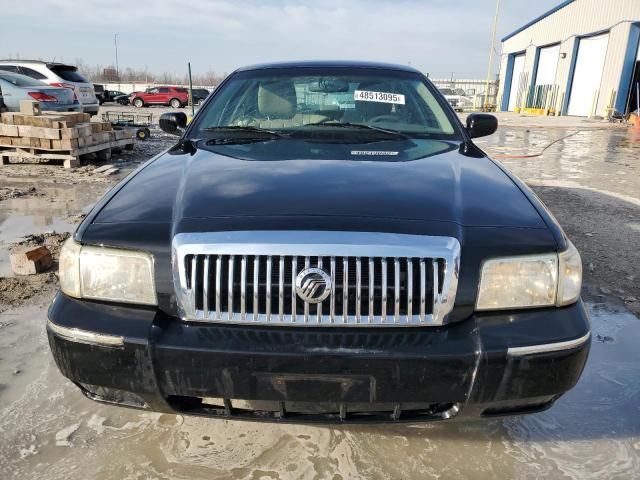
[0,186,42,202]
[1,232,71,312]
[0,274,57,312]
[11,232,71,259]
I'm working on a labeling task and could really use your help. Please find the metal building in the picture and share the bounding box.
[497,0,640,117]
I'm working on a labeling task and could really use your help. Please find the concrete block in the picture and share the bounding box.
[16,125,62,140]
[52,138,79,150]
[0,124,19,136]
[19,100,41,116]
[64,158,80,169]
[10,246,52,275]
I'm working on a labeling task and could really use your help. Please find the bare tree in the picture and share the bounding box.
[69,57,224,86]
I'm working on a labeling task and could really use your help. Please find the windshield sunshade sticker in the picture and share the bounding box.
[353,90,405,105]
[351,150,400,156]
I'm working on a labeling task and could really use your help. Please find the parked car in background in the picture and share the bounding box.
[0,60,99,115]
[94,83,105,104]
[191,88,211,105]
[100,90,129,105]
[0,71,81,113]
[48,61,589,423]
[438,87,471,112]
[130,86,188,108]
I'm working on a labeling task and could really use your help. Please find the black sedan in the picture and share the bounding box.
[47,61,589,423]
[98,89,129,105]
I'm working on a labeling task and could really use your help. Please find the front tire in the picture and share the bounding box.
[133,98,144,108]
[170,98,182,108]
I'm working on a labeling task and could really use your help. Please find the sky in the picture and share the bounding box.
[0,0,561,79]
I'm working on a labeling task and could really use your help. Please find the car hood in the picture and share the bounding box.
[82,137,556,317]
[91,138,546,230]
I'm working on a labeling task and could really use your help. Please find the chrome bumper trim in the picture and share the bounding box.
[507,331,591,357]
[47,319,124,348]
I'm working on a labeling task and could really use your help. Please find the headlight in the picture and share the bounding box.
[59,238,156,306]
[476,241,581,311]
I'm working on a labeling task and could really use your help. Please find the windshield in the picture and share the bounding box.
[192,68,459,140]
[0,72,47,87]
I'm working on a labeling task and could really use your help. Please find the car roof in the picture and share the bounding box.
[0,60,76,68]
[234,60,423,74]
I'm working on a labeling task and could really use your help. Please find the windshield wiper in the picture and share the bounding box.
[201,125,286,137]
[303,121,410,139]
[199,125,288,145]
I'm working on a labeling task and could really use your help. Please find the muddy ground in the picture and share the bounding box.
[0,107,639,479]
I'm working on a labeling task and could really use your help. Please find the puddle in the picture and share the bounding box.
[485,129,640,204]
[0,181,106,277]
[0,303,638,479]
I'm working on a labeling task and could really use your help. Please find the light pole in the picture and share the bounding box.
[114,33,120,90]
[484,0,501,111]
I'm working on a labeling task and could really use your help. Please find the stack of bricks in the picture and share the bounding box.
[0,112,133,150]
[0,100,134,168]
[0,111,115,150]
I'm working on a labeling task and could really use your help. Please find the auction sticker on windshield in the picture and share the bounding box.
[354,90,405,105]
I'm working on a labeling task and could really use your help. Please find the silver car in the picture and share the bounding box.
[0,60,99,115]
[0,72,82,113]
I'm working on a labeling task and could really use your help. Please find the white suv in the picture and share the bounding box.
[0,60,99,115]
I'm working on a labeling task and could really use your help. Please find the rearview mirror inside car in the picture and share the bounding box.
[159,112,188,135]
[466,113,498,139]
[308,78,350,93]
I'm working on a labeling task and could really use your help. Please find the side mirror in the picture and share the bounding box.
[466,113,498,139]
[159,112,188,135]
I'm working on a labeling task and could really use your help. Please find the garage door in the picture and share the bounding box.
[534,44,560,86]
[507,54,526,111]
[567,33,609,116]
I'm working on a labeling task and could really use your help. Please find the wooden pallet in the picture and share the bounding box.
[0,137,135,168]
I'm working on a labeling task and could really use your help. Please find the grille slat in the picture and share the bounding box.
[291,257,297,323]
[355,257,362,323]
[342,258,349,323]
[304,257,310,323]
[330,256,336,323]
[227,256,234,319]
[203,256,210,319]
[183,254,451,326]
[266,256,272,322]
[420,259,426,321]
[253,257,259,319]
[432,258,440,323]
[394,258,400,324]
[381,258,388,322]
[317,257,323,323]
[368,258,375,324]
[240,256,247,320]
[278,256,285,319]
[407,259,413,320]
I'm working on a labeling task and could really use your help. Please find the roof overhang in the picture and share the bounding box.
[501,0,575,43]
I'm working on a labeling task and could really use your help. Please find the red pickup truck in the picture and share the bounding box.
[130,86,189,108]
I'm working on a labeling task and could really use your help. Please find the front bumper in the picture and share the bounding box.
[47,293,590,423]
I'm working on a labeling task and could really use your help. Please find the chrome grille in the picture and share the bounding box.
[173,231,460,327]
